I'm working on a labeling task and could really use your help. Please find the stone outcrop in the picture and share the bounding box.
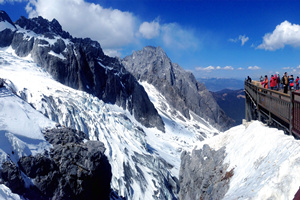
[0,127,112,200]
[179,144,232,200]
[122,46,233,131]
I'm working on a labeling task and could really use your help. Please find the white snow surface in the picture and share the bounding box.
[1,46,300,199]
[0,21,16,32]
[0,185,21,200]
[48,50,66,60]
[195,121,300,200]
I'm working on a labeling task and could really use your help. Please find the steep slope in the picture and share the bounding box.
[0,11,164,132]
[122,46,233,131]
[211,89,245,126]
[180,121,300,200]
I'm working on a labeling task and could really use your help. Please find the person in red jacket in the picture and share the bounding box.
[270,75,275,90]
[296,76,299,91]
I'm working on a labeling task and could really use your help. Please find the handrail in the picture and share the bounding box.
[244,80,300,136]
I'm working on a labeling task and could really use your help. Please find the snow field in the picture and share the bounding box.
[196,121,300,200]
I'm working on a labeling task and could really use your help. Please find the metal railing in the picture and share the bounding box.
[245,81,300,136]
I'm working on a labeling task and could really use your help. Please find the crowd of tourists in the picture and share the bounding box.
[247,72,299,94]
[261,72,299,94]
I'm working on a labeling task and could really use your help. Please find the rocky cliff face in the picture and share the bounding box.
[122,46,233,131]
[179,145,231,200]
[0,11,164,132]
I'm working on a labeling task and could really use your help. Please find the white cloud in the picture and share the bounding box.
[196,65,235,72]
[26,0,137,51]
[195,66,215,72]
[229,35,249,46]
[25,0,200,56]
[239,35,249,46]
[161,23,198,50]
[238,67,244,70]
[224,66,234,70]
[139,20,160,39]
[257,21,300,50]
[248,66,261,70]
[103,49,122,58]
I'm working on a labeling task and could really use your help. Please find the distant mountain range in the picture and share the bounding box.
[211,89,245,126]
[197,78,245,92]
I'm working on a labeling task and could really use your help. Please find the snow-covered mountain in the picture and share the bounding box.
[0,11,219,199]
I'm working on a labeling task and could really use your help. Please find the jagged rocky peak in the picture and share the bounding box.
[122,46,234,131]
[16,15,71,39]
[0,10,16,47]
[0,12,165,132]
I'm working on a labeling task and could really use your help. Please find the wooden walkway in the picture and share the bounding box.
[244,81,300,137]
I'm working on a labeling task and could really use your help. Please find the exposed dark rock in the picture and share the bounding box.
[0,12,165,132]
[179,144,232,200]
[0,127,112,200]
[0,161,25,194]
[122,46,233,131]
[0,29,15,48]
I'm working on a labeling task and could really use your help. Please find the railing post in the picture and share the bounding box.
[268,91,272,125]
[290,92,294,135]
[257,83,261,121]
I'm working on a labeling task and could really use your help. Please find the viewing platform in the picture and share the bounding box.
[244,81,300,137]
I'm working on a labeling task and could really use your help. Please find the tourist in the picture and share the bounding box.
[270,75,275,90]
[264,75,269,89]
[282,72,288,94]
[277,74,281,91]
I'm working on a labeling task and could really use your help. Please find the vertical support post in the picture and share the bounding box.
[257,84,261,122]
[268,91,272,125]
[245,93,249,122]
[290,92,294,135]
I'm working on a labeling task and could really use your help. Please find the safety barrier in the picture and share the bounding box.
[245,81,300,136]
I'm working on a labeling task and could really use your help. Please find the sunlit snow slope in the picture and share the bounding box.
[193,121,300,200]
[0,46,218,199]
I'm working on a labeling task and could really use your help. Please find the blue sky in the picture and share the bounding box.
[1,0,300,80]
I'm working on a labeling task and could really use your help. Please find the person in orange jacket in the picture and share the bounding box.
[264,75,269,89]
